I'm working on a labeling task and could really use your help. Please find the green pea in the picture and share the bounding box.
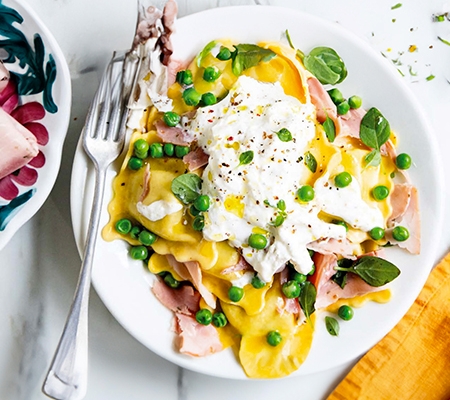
[392,226,409,241]
[128,156,143,170]
[228,286,244,302]
[333,219,349,232]
[134,149,148,160]
[201,92,217,106]
[334,171,352,188]
[193,195,210,212]
[164,272,180,289]
[176,69,193,86]
[396,153,412,170]
[308,264,316,275]
[338,305,354,321]
[134,139,149,157]
[292,272,307,284]
[327,88,344,105]
[248,233,267,250]
[115,218,132,234]
[163,111,181,127]
[129,225,141,240]
[192,214,205,231]
[163,143,174,157]
[189,204,201,217]
[203,66,221,82]
[337,100,350,115]
[266,330,282,347]
[372,185,390,201]
[130,245,148,260]
[150,142,164,158]
[348,95,362,109]
[138,230,157,246]
[216,46,232,61]
[195,309,212,325]
[297,185,315,202]
[175,145,190,158]
[212,312,228,328]
[182,87,202,106]
[251,275,266,289]
[282,280,301,299]
[370,227,385,240]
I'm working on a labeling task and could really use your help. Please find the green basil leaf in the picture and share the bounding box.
[364,149,382,168]
[331,270,348,289]
[276,128,293,142]
[196,40,217,67]
[171,173,202,205]
[277,199,286,211]
[323,115,336,143]
[304,151,317,173]
[231,44,276,76]
[325,316,340,336]
[351,256,401,287]
[299,281,316,326]
[360,107,391,150]
[271,213,286,227]
[303,47,347,85]
[238,150,254,166]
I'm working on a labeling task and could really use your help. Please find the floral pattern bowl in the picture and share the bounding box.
[0,0,71,251]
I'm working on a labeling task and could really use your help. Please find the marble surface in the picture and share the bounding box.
[1,0,450,399]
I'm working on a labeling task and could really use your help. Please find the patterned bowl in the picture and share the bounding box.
[0,0,71,250]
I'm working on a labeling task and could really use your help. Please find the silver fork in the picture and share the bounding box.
[42,50,141,400]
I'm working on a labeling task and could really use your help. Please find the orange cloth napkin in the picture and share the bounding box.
[327,252,450,400]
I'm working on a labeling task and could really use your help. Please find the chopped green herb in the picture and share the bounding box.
[304,151,317,173]
[426,74,435,81]
[438,36,450,46]
[238,150,254,166]
[276,128,293,142]
[391,3,402,10]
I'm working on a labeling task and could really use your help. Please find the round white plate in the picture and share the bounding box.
[0,0,71,251]
[71,6,443,379]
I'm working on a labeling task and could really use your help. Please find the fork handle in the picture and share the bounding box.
[42,164,108,400]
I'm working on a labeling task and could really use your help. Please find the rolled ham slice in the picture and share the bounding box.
[0,107,39,180]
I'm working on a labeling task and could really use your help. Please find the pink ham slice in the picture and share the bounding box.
[183,147,209,171]
[310,252,380,309]
[387,185,420,255]
[221,256,252,275]
[152,278,200,315]
[174,313,223,357]
[0,107,39,180]
[307,237,357,260]
[339,107,366,139]
[154,119,193,146]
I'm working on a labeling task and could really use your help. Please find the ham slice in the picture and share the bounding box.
[0,107,39,180]
[387,185,420,255]
[339,107,366,139]
[152,278,200,315]
[174,313,223,357]
[154,119,193,145]
[311,252,379,309]
[183,147,209,171]
[307,238,357,260]
[221,256,252,275]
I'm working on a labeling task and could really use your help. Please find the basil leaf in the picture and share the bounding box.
[351,256,400,287]
[331,270,348,289]
[276,128,293,142]
[299,281,316,325]
[360,107,391,150]
[325,316,340,336]
[171,173,202,205]
[196,40,217,67]
[277,199,286,211]
[323,115,336,142]
[231,44,276,76]
[364,149,382,167]
[271,213,286,227]
[238,150,254,166]
[303,47,347,85]
[304,151,317,173]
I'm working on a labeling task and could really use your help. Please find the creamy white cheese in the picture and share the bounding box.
[187,76,349,281]
[137,200,182,222]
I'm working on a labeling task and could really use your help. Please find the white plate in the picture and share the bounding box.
[0,0,71,251]
[71,6,444,379]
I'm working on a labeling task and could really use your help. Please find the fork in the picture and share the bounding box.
[42,50,141,400]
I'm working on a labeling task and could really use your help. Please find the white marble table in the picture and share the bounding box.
[1,0,450,399]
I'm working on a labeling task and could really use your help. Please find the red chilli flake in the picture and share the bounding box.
[227,136,234,141]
